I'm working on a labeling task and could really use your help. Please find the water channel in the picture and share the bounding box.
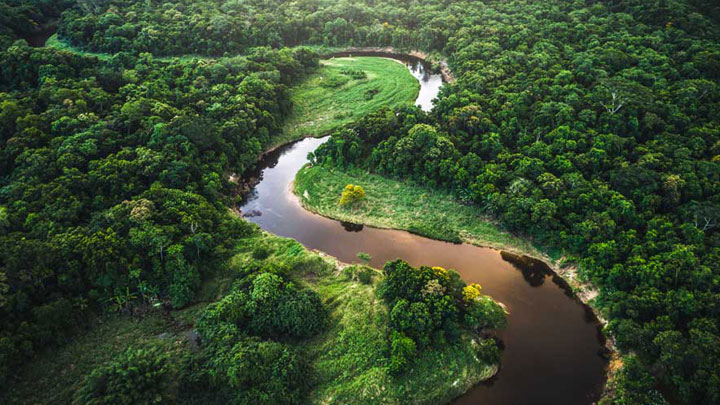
[240,58,607,404]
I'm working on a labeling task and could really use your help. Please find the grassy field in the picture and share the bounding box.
[278,57,419,144]
[11,231,496,404]
[294,165,554,260]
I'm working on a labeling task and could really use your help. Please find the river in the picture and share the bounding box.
[240,59,608,404]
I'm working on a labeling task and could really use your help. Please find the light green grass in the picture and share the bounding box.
[279,57,419,144]
[295,165,554,261]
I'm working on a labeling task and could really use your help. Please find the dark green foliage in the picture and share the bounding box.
[72,345,176,405]
[465,296,508,332]
[200,331,311,405]
[204,273,327,340]
[389,330,416,375]
[476,339,501,365]
[0,39,318,387]
[378,260,505,373]
[340,68,367,80]
[610,355,668,405]
[342,264,374,284]
[0,0,73,49]
[195,269,325,404]
[305,1,720,401]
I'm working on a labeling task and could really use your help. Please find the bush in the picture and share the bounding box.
[390,299,433,347]
[476,339,502,364]
[339,184,365,207]
[378,260,506,372]
[196,318,311,405]
[610,355,668,405]
[389,331,416,375]
[225,338,310,404]
[340,68,367,79]
[166,256,200,309]
[356,251,372,264]
[251,243,271,260]
[320,72,349,88]
[342,264,375,284]
[464,296,507,331]
[212,273,327,339]
[73,345,176,405]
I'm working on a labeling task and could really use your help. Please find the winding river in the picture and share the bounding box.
[240,59,608,404]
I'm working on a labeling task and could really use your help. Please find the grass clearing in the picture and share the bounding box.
[295,165,554,260]
[278,57,419,144]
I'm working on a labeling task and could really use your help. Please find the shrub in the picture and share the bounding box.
[166,256,200,309]
[389,331,416,375]
[476,339,502,364]
[211,273,327,339]
[611,355,668,405]
[342,264,375,284]
[320,73,349,88]
[196,319,311,405]
[357,251,372,264]
[339,184,365,207]
[390,299,433,347]
[357,267,374,284]
[251,243,271,260]
[340,68,367,79]
[464,296,507,331]
[378,260,506,372]
[73,345,176,405]
[225,338,310,404]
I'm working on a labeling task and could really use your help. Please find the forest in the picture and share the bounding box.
[1,0,719,404]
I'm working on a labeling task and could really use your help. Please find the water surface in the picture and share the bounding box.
[240,60,607,404]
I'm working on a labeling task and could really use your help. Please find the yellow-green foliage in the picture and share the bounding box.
[339,184,365,207]
[462,283,483,302]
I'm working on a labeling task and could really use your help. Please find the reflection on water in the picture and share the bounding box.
[404,61,443,112]
[500,251,552,287]
[340,221,364,232]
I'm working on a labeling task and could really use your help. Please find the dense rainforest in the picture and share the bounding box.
[1,0,719,404]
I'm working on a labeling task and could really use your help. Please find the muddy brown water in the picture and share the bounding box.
[240,60,607,404]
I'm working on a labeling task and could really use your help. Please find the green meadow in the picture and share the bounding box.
[279,56,419,143]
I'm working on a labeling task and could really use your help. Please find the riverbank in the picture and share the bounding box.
[293,164,616,350]
[294,165,551,262]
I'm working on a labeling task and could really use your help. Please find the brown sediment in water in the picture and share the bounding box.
[240,136,609,404]
[234,51,609,403]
